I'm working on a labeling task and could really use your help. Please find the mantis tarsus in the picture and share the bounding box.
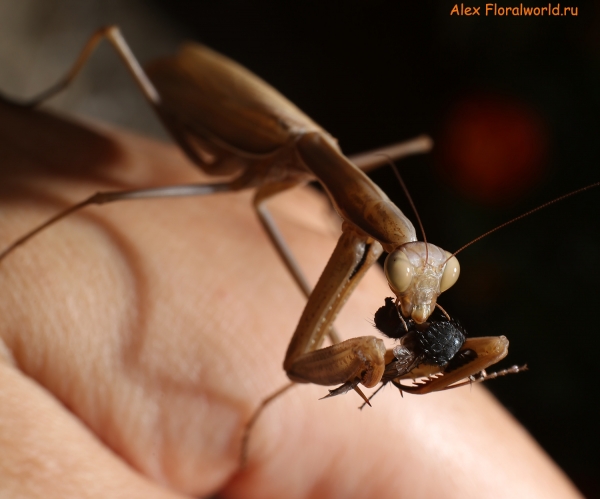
[1,25,587,449]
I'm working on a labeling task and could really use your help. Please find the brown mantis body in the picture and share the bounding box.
[0,26,513,406]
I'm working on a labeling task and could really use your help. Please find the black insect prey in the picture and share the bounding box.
[322,297,479,403]
[375,297,474,384]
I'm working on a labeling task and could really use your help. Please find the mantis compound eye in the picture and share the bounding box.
[384,250,414,294]
[440,253,460,292]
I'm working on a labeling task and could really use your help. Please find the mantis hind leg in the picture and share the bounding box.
[0,179,247,264]
[0,26,160,109]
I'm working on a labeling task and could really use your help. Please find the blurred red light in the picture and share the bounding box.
[437,95,548,206]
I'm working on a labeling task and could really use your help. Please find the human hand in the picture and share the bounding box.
[0,102,582,498]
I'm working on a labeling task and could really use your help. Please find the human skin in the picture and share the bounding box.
[0,101,583,498]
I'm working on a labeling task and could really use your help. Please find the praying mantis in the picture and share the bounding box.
[0,25,520,410]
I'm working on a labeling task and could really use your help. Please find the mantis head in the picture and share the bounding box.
[384,242,460,323]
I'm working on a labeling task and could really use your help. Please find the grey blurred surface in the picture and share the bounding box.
[0,0,192,138]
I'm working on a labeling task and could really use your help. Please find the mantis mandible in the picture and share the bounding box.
[0,26,512,404]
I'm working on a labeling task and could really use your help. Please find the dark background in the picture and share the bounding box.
[1,1,598,496]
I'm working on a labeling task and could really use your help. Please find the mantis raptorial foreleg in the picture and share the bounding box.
[253,180,342,345]
[284,225,384,386]
[390,336,511,394]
